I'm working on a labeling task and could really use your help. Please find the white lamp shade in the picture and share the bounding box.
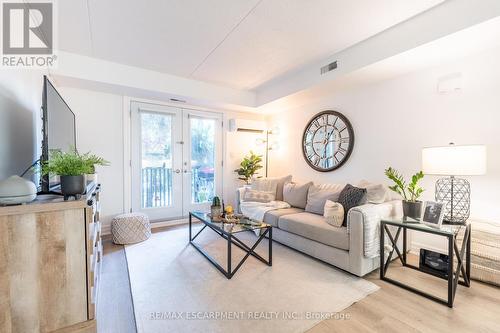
[422,145,486,176]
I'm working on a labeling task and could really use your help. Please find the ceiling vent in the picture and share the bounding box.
[320,61,338,75]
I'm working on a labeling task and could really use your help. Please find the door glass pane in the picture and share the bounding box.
[140,112,172,208]
[190,117,215,203]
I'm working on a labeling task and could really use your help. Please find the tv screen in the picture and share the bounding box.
[41,76,76,192]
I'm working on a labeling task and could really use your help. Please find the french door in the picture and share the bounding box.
[131,102,223,221]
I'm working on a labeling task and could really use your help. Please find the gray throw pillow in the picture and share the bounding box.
[283,182,313,209]
[275,175,292,201]
[338,184,367,226]
[305,184,344,215]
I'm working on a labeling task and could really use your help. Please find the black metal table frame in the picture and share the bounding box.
[189,213,272,279]
[380,220,471,308]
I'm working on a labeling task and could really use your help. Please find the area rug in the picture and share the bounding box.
[125,225,379,333]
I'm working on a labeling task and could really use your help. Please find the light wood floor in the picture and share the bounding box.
[98,225,500,333]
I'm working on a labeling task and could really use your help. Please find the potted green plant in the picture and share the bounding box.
[385,167,425,220]
[82,152,110,183]
[234,151,263,185]
[42,149,108,198]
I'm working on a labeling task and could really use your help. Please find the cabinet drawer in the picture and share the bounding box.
[89,222,101,250]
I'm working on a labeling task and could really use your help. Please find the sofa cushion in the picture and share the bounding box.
[357,180,390,204]
[263,207,305,227]
[278,212,349,250]
[305,183,344,215]
[251,178,278,196]
[324,200,344,227]
[283,182,312,209]
[338,184,367,226]
[274,175,292,201]
[251,175,292,201]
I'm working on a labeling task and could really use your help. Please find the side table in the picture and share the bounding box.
[380,219,471,308]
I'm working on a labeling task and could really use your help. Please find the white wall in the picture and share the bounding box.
[224,121,267,206]
[59,87,125,228]
[267,46,500,251]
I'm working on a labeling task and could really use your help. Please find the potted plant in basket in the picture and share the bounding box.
[42,148,108,199]
[385,167,425,220]
[234,151,263,185]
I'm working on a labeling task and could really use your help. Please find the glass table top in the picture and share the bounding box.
[382,217,468,236]
[190,211,271,234]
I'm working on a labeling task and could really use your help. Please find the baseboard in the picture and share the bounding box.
[101,217,189,236]
[410,241,446,255]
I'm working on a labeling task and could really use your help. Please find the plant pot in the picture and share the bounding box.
[402,200,423,220]
[60,175,86,197]
[86,173,98,183]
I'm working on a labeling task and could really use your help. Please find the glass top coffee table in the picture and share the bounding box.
[189,211,272,279]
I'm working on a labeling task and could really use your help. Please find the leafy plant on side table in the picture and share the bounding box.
[385,167,425,220]
[234,151,263,185]
[42,148,109,199]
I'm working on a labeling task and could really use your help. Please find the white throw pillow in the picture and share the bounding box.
[323,200,344,227]
[243,189,275,203]
[357,180,391,204]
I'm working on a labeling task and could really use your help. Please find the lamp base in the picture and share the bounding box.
[435,176,470,225]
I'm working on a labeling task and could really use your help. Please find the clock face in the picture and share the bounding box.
[302,111,354,172]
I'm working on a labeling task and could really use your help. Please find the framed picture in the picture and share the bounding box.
[422,201,445,228]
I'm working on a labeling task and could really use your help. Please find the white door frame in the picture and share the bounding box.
[130,102,184,220]
[122,96,225,221]
[182,109,223,215]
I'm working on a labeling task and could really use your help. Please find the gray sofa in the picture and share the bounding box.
[237,184,402,277]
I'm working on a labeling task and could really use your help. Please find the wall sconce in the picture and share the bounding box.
[255,127,280,177]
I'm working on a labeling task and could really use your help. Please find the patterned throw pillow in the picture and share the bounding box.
[337,184,367,226]
[243,189,275,203]
[323,200,344,227]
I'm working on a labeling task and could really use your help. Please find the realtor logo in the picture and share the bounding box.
[2,1,56,67]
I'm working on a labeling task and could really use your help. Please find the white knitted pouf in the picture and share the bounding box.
[111,212,151,245]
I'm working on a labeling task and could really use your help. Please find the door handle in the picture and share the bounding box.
[174,169,181,174]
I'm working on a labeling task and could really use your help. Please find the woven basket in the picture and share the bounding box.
[111,212,151,245]
[456,221,500,286]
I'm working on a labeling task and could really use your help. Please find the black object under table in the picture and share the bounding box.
[380,218,471,308]
[189,211,272,279]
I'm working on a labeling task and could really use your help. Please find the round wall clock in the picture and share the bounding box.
[302,110,354,172]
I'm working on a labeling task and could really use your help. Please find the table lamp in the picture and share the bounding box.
[422,143,486,225]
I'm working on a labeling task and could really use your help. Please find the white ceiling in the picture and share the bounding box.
[58,0,444,90]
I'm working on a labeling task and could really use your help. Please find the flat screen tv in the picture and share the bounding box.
[40,76,77,193]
